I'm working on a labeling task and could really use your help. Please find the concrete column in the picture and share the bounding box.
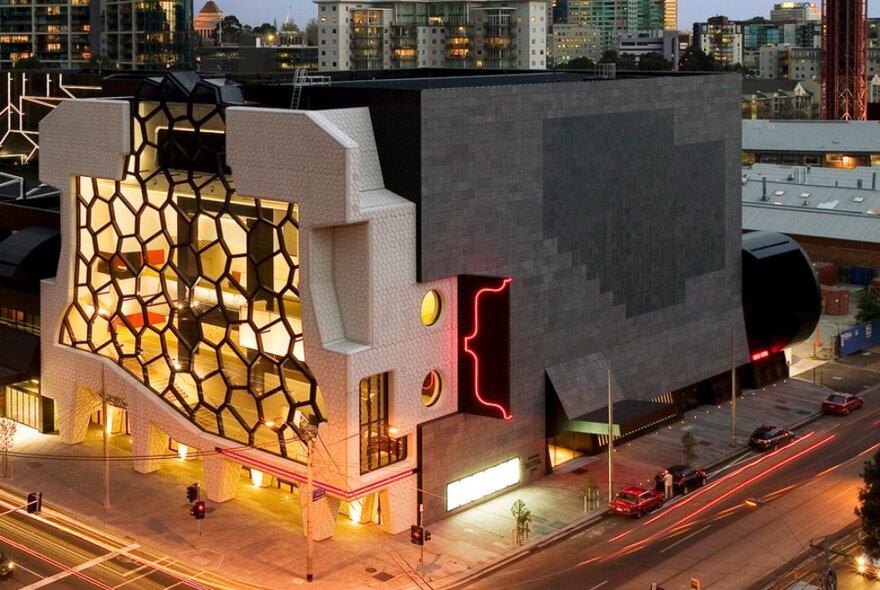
[130,420,166,474]
[56,385,100,445]
[298,489,340,541]
[379,475,418,535]
[202,453,240,502]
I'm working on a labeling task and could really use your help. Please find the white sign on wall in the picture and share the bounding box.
[446,457,521,511]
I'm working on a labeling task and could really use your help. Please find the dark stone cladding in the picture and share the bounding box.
[309,73,746,523]
[416,74,745,523]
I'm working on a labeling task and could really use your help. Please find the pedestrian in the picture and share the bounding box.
[663,470,673,499]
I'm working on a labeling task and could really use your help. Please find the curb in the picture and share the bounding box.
[437,408,829,590]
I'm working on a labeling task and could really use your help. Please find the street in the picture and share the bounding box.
[0,493,229,589]
[469,400,880,589]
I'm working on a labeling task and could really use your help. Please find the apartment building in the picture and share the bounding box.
[315,0,548,70]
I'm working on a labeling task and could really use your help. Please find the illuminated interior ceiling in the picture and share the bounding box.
[59,76,325,460]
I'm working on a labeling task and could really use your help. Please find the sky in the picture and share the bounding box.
[210,0,880,30]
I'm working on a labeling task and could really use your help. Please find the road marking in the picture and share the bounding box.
[21,543,139,589]
[588,581,608,590]
[659,524,711,554]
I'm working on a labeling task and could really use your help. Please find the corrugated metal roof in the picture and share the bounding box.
[742,164,880,243]
[743,119,880,153]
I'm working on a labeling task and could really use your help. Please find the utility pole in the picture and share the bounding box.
[102,367,110,509]
[607,364,613,506]
[731,328,737,448]
[304,424,318,583]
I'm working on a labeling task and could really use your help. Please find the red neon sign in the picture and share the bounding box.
[463,278,513,421]
[750,350,770,361]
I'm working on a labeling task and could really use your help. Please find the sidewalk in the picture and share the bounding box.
[0,374,850,590]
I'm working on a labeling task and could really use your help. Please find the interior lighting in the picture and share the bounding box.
[177,442,188,461]
[251,469,264,487]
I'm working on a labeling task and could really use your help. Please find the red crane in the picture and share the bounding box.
[822,0,868,120]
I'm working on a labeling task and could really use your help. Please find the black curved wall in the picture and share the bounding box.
[742,231,822,357]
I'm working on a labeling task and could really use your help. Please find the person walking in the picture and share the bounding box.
[663,470,674,499]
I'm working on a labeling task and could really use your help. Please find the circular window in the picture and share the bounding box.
[421,371,442,407]
[420,290,442,326]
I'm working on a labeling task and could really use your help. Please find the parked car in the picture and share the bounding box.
[856,553,880,578]
[654,465,708,496]
[748,425,796,451]
[822,392,864,415]
[609,486,664,518]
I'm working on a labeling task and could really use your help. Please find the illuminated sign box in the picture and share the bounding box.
[446,457,520,511]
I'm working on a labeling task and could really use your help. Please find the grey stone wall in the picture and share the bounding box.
[416,74,747,522]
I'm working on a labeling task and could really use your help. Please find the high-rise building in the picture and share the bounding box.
[822,0,867,120]
[770,2,820,24]
[0,0,93,69]
[695,16,743,66]
[316,0,548,71]
[102,0,194,69]
[0,0,194,70]
[662,0,676,30]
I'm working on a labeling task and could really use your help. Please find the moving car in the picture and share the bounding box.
[856,553,880,578]
[748,424,795,451]
[609,486,664,518]
[822,392,864,415]
[654,465,708,496]
[0,551,13,580]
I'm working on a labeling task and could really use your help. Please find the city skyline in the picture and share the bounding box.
[217,0,880,32]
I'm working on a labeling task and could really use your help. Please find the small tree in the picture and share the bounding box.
[857,449,880,557]
[582,473,600,511]
[0,418,16,478]
[856,289,880,323]
[681,431,698,466]
[510,499,532,545]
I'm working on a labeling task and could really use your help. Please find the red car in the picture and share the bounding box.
[822,392,864,415]
[609,486,664,518]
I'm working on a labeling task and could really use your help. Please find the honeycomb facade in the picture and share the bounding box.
[41,75,458,538]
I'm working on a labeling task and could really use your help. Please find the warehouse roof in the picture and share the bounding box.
[743,119,880,153]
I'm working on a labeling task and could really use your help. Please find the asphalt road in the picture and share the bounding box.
[469,403,880,590]
[0,497,222,589]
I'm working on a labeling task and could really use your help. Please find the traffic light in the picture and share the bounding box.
[186,483,199,503]
[410,524,424,546]
[190,500,206,520]
[26,491,41,514]
[424,529,432,542]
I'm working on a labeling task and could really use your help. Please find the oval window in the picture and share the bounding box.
[421,371,442,407]
[420,290,442,326]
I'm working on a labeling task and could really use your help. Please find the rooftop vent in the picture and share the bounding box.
[774,190,785,196]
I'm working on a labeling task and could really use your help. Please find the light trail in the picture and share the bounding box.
[600,432,835,563]
[643,431,817,526]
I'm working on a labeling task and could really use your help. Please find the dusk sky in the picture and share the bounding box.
[211,0,880,30]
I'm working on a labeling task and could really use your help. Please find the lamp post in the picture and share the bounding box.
[102,367,110,510]
[607,365,614,506]
[301,423,318,583]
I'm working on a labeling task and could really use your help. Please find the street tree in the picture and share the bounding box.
[856,449,880,557]
[305,19,318,46]
[638,52,673,71]
[679,46,718,72]
[681,431,699,465]
[856,289,880,323]
[221,15,243,44]
[510,499,532,545]
[558,57,595,69]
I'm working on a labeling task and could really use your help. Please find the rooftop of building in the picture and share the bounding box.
[743,119,880,154]
[742,163,880,244]
[198,0,222,15]
[742,79,812,96]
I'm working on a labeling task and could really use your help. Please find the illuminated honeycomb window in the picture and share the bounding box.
[60,79,325,461]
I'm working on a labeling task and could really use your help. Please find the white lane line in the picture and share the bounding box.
[588,581,608,590]
[659,524,711,554]
[21,542,140,589]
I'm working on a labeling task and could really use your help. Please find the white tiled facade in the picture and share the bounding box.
[316,0,548,70]
[40,98,458,538]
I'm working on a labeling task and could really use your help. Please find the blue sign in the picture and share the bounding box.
[838,320,880,356]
